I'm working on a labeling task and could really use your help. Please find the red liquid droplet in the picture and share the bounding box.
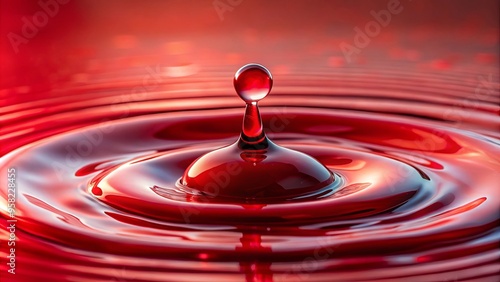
[235,64,272,143]
[181,64,335,203]
[234,63,273,103]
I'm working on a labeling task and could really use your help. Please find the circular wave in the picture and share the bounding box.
[1,65,499,281]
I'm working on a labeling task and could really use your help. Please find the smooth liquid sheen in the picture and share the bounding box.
[1,63,499,281]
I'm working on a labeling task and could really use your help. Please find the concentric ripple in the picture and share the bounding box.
[1,64,499,281]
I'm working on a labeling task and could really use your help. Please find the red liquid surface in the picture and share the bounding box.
[1,82,500,281]
[1,2,499,281]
